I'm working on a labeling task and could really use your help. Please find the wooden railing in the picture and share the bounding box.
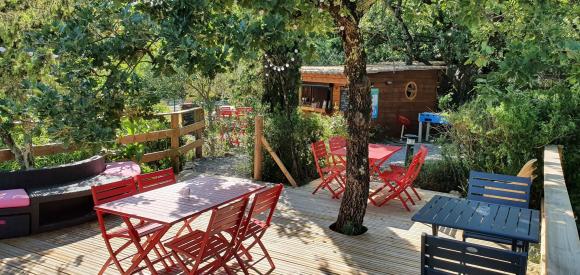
[541,145,580,275]
[0,108,205,172]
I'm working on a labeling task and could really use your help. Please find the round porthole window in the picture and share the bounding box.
[404,82,418,100]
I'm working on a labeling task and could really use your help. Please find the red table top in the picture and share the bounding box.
[331,143,402,162]
[94,175,264,225]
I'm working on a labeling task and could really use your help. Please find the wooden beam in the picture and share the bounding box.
[0,143,77,162]
[117,129,173,144]
[253,115,264,181]
[261,136,298,188]
[178,139,203,155]
[156,107,201,116]
[140,149,173,163]
[541,145,580,275]
[194,108,204,158]
[179,121,204,136]
[170,113,181,172]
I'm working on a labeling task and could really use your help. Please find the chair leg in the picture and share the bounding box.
[234,253,250,275]
[256,238,276,270]
[411,186,422,200]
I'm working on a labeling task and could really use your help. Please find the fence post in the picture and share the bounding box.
[171,113,181,172]
[253,115,263,181]
[195,108,204,158]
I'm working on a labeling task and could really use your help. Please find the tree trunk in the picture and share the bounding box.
[0,128,34,170]
[331,14,372,235]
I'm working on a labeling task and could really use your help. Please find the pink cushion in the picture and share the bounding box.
[102,161,141,177]
[0,189,30,208]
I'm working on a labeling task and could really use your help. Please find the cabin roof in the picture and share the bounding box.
[300,61,446,75]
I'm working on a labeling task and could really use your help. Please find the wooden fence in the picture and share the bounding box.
[0,108,205,172]
[541,145,580,275]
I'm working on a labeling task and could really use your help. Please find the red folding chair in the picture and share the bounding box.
[230,184,283,274]
[384,145,428,201]
[164,197,249,275]
[91,178,172,274]
[370,146,428,210]
[328,136,347,165]
[311,141,345,199]
[136,168,176,192]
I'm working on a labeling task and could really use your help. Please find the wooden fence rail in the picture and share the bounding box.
[0,108,205,172]
[541,145,580,275]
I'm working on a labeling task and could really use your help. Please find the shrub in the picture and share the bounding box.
[415,144,469,194]
[247,110,346,185]
[442,85,579,208]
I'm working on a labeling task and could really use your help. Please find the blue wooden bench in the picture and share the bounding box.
[421,234,528,275]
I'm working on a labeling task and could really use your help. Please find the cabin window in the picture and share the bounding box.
[404,81,418,100]
[301,84,331,110]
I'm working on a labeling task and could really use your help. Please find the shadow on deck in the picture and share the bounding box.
[0,175,453,275]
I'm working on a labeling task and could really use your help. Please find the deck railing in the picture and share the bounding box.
[541,145,580,274]
[0,108,205,171]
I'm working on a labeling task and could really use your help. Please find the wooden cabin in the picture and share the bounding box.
[299,62,445,137]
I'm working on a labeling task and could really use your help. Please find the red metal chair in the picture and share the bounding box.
[136,168,176,192]
[398,115,411,140]
[91,178,172,274]
[384,145,428,201]
[370,146,428,210]
[164,197,249,275]
[328,136,347,165]
[311,141,346,199]
[231,184,283,274]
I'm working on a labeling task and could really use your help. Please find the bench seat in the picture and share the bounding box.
[0,189,30,208]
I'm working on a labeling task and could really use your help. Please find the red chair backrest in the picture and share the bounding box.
[207,198,249,236]
[219,106,234,118]
[247,184,283,228]
[398,115,411,127]
[329,136,347,152]
[91,178,137,205]
[235,107,253,117]
[136,168,176,192]
[311,141,330,176]
[399,145,429,186]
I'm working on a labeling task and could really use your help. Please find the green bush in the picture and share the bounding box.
[442,85,579,208]
[247,110,346,185]
[415,145,469,194]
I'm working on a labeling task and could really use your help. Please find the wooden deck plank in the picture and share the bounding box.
[0,174,536,274]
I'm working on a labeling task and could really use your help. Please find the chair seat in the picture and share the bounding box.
[321,165,345,174]
[0,189,30,208]
[389,164,406,174]
[109,221,164,238]
[165,230,230,261]
[245,218,268,237]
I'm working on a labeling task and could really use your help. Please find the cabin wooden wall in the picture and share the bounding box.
[300,70,439,137]
[369,70,439,136]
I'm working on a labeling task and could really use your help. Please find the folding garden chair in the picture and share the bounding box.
[229,184,283,274]
[328,136,347,165]
[383,145,428,201]
[136,168,176,192]
[463,171,532,250]
[370,146,427,210]
[164,197,249,275]
[311,140,346,199]
[91,178,173,275]
[421,233,528,275]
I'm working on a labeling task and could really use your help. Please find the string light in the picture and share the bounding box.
[263,49,300,75]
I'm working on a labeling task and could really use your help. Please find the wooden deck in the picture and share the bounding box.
[0,174,524,275]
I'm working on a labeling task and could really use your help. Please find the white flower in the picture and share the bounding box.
[0,47,6,53]
[27,51,34,57]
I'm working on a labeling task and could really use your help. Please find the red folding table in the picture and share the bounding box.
[330,143,402,176]
[94,175,264,275]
